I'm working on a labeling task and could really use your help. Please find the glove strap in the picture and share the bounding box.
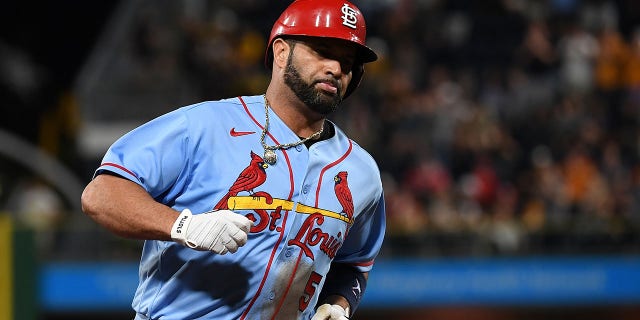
[171,209,193,246]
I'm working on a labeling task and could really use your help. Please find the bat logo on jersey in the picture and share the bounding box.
[225,197,352,224]
[215,163,356,260]
[227,196,348,259]
[214,151,268,210]
[223,176,355,260]
[334,171,354,221]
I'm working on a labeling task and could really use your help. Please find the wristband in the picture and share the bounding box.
[318,264,367,315]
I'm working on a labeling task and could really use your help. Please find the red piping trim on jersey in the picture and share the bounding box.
[238,96,297,320]
[352,259,375,267]
[271,251,304,319]
[315,140,353,207]
[100,162,138,179]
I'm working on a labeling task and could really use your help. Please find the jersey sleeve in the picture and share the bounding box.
[95,109,190,199]
[334,191,386,273]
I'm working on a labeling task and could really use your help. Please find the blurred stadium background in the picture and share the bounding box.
[1,0,640,319]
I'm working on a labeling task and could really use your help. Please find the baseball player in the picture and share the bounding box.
[81,0,385,319]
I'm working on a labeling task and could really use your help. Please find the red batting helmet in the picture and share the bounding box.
[266,0,378,98]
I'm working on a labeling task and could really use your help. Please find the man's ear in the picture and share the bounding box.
[271,38,290,69]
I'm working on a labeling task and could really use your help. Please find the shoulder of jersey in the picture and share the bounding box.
[178,97,250,119]
[334,127,381,174]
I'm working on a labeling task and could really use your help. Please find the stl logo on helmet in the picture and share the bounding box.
[341,3,358,29]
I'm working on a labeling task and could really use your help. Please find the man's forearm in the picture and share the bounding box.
[81,173,179,240]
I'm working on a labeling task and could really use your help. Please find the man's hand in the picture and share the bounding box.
[171,209,252,254]
[311,304,349,320]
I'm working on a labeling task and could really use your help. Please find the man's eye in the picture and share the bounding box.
[315,47,332,57]
[341,61,354,73]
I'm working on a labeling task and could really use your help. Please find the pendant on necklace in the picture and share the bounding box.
[264,149,277,165]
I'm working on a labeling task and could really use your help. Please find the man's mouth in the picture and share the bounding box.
[316,80,340,95]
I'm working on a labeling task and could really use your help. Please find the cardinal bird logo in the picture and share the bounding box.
[334,171,354,221]
[214,151,268,210]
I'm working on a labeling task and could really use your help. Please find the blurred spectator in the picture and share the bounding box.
[4,178,65,253]
[383,173,428,237]
[557,20,599,94]
[624,28,640,89]
[594,25,631,129]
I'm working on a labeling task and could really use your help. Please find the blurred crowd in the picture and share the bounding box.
[4,0,640,259]
[126,0,640,256]
[355,0,640,256]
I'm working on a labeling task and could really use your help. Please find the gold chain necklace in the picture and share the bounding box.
[260,95,324,165]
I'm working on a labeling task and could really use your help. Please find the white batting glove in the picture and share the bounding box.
[311,304,349,320]
[170,209,252,254]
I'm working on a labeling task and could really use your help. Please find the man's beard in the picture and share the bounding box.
[284,55,342,115]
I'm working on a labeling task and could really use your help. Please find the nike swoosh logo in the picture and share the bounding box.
[230,128,255,137]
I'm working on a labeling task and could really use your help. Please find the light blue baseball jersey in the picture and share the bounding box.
[95,95,386,319]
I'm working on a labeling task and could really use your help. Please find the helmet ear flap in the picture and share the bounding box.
[344,63,364,99]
